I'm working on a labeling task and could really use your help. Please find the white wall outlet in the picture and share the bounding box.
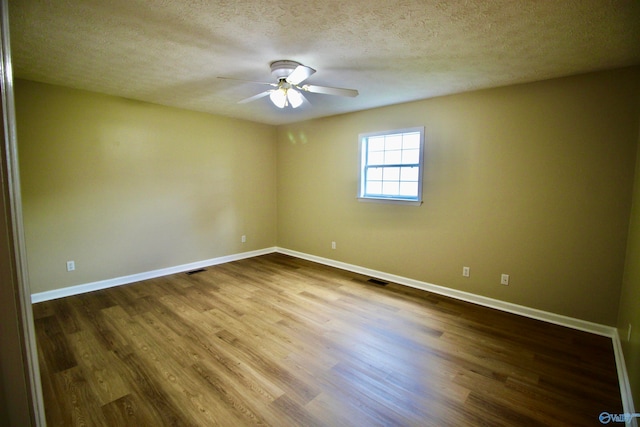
[241,235,246,243]
[462,266,470,277]
[66,260,75,272]
[628,324,632,342]
[331,241,336,250]
[500,274,509,285]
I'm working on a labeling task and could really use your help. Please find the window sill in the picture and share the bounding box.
[357,196,423,206]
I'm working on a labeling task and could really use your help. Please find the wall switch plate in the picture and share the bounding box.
[462,266,470,277]
[66,261,75,272]
[501,274,509,285]
[331,241,336,250]
[241,235,246,243]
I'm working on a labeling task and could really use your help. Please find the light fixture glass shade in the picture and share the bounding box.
[270,89,287,108]
[287,88,303,108]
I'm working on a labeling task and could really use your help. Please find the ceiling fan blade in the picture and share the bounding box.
[299,90,309,104]
[286,65,316,85]
[300,84,359,97]
[217,76,277,87]
[238,90,272,104]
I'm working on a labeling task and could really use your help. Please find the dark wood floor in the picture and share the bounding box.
[33,253,622,426]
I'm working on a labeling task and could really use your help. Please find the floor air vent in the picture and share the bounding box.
[186,268,206,275]
[367,278,388,286]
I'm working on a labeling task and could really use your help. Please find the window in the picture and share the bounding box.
[358,127,424,205]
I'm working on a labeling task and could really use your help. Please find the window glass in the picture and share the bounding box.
[358,127,424,204]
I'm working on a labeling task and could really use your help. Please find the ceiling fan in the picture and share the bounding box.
[219,60,358,109]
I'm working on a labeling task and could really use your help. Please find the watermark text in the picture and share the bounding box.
[599,412,640,424]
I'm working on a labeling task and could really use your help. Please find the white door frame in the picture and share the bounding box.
[1,0,46,424]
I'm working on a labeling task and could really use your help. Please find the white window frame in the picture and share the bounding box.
[358,127,425,206]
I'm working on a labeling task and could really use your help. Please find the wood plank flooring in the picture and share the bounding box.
[33,253,623,426]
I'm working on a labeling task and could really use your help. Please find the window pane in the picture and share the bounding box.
[368,151,384,165]
[399,182,418,197]
[385,135,402,150]
[403,132,421,149]
[368,136,385,152]
[367,181,382,194]
[382,181,399,196]
[402,149,420,164]
[400,166,419,181]
[384,150,402,164]
[383,167,400,181]
[367,167,383,180]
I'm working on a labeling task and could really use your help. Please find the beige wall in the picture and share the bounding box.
[277,67,640,326]
[15,68,640,324]
[619,117,640,407]
[15,80,277,294]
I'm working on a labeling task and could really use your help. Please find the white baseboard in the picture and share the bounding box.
[34,246,617,337]
[612,330,637,425]
[30,247,277,304]
[276,248,616,337]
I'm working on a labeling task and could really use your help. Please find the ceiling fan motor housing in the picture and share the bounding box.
[270,60,301,80]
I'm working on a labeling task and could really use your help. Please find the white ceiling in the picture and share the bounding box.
[8,0,640,125]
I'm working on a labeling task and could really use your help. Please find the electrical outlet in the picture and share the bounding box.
[628,324,633,342]
[462,266,470,277]
[501,274,509,285]
[331,241,336,250]
[66,260,75,272]
[241,235,246,243]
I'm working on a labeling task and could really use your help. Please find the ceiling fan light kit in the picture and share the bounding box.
[219,60,358,109]
[269,86,304,109]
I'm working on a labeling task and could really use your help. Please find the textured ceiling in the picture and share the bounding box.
[8,0,640,125]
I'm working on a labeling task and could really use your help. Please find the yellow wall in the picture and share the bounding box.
[15,68,640,328]
[619,117,640,407]
[277,67,640,326]
[15,80,277,294]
